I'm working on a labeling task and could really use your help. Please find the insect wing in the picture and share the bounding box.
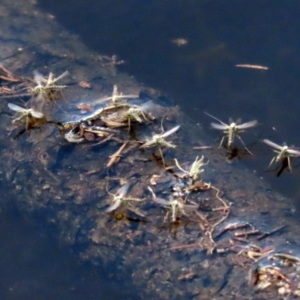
[152,196,170,207]
[52,71,69,84]
[105,198,122,213]
[287,148,300,156]
[161,125,180,138]
[116,184,130,198]
[262,139,283,150]
[140,138,156,149]
[211,122,228,130]
[182,203,198,212]
[31,110,44,118]
[140,100,155,112]
[33,70,46,85]
[236,120,258,129]
[8,103,26,113]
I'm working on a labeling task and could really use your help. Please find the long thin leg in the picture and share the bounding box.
[159,147,165,168]
[287,156,292,173]
[218,136,225,149]
[236,134,253,155]
[268,156,276,168]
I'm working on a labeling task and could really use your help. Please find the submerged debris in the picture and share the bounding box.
[3,62,300,300]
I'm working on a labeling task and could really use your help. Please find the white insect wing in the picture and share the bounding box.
[140,100,155,112]
[33,70,46,85]
[160,125,180,138]
[263,139,283,150]
[152,196,170,206]
[8,103,27,113]
[211,122,228,130]
[237,120,258,129]
[140,138,155,148]
[52,71,69,84]
[116,184,130,198]
[287,148,300,156]
[106,198,122,213]
[31,110,44,118]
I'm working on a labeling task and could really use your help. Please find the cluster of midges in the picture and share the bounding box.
[2,64,300,297]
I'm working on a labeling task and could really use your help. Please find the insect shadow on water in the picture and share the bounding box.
[156,217,193,239]
[205,112,257,155]
[225,142,257,163]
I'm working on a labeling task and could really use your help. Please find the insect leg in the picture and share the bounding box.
[218,135,225,148]
[268,156,276,168]
[236,134,254,155]
[287,156,292,173]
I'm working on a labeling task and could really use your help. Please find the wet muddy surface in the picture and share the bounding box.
[1,1,300,299]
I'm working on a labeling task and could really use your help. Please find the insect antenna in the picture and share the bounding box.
[204,112,228,126]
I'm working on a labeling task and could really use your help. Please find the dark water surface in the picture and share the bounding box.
[37,0,300,205]
[2,1,300,299]
[0,202,135,300]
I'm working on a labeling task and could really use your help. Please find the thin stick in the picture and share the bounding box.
[86,134,114,147]
[211,185,229,209]
[107,142,128,167]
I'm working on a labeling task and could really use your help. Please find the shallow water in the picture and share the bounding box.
[0,202,134,300]
[1,1,300,299]
[37,0,300,205]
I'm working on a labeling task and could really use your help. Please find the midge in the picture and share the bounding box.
[105,183,144,213]
[30,70,69,102]
[262,139,300,172]
[140,125,180,149]
[148,187,197,222]
[205,112,257,153]
[95,84,139,105]
[8,103,44,130]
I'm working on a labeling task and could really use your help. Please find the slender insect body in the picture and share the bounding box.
[106,183,144,213]
[275,146,289,162]
[154,136,176,148]
[227,123,237,147]
[171,200,179,222]
[263,139,300,172]
[32,85,66,95]
[148,186,197,222]
[140,125,180,149]
[205,112,257,153]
